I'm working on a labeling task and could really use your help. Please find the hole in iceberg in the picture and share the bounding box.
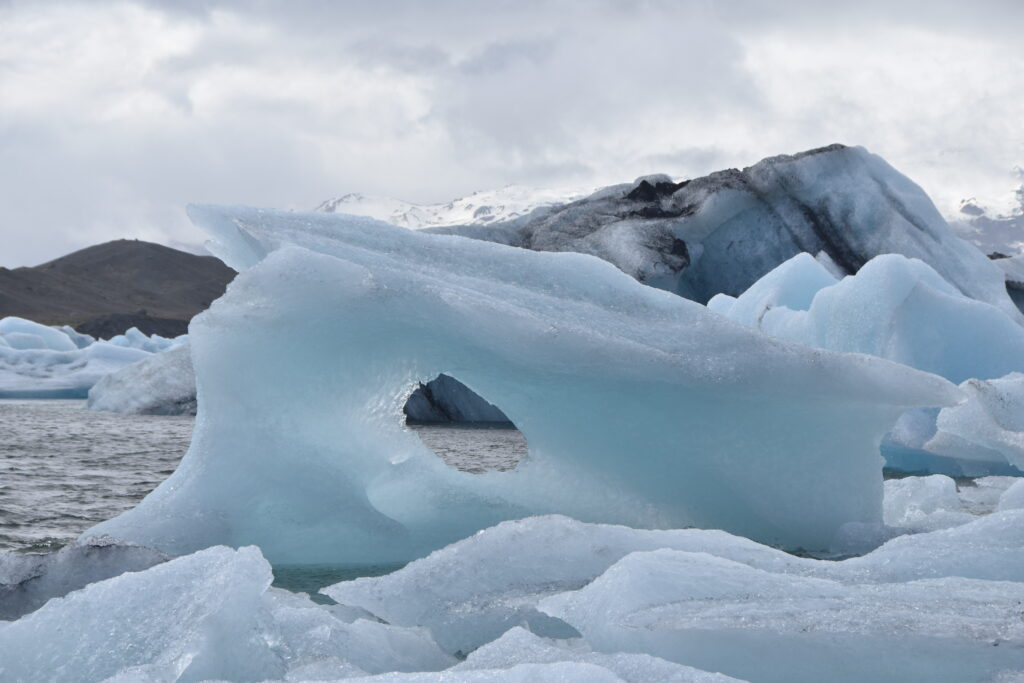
[403,374,527,474]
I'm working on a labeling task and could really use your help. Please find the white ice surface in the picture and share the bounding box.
[84,205,958,564]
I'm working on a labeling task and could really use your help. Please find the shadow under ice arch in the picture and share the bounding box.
[85,206,960,565]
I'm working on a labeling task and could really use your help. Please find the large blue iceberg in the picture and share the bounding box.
[85,205,958,564]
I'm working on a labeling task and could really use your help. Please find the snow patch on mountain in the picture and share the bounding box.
[315,185,591,229]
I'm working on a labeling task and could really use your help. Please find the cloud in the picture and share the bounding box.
[0,0,1022,266]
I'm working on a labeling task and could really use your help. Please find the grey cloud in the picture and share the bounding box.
[0,0,1022,267]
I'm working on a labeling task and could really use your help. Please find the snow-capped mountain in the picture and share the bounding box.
[314,185,590,229]
[951,189,1024,258]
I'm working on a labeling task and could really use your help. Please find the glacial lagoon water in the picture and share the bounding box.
[0,399,527,553]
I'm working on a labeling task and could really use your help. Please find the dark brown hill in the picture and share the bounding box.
[0,240,236,338]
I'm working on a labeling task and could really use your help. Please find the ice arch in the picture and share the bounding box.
[85,207,958,564]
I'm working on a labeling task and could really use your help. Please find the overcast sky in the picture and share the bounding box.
[1,0,1022,267]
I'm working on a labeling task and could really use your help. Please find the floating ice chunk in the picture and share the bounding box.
[0,546,452,681]
[714,253,1024,384]
[87,204,959,564]
[881,475,973,533]
[925,373,1024,471]
[539,549,1024,683]
[0,316,185,399]
[323,516,808,656]
[88,342,197,415]
[0,537,168,621]
[404,373,510,423]
[456,627,743,682]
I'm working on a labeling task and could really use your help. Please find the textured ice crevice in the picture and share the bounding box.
[82,206,959,565]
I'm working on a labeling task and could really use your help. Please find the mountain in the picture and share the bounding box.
[951,190,1024,258]
[315,185,589,229]
[0,240,235,338]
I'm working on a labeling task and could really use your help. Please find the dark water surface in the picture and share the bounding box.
[0,400,192,552]
[0,400,526,553]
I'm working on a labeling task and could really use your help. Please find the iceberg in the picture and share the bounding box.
[404,373,510,424]
[0,545,453,681]
[83,204,958,564]
[435,145,1018,321]
[87,342,197,415]
[924,373,1024,471]
[0,316,186,399]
